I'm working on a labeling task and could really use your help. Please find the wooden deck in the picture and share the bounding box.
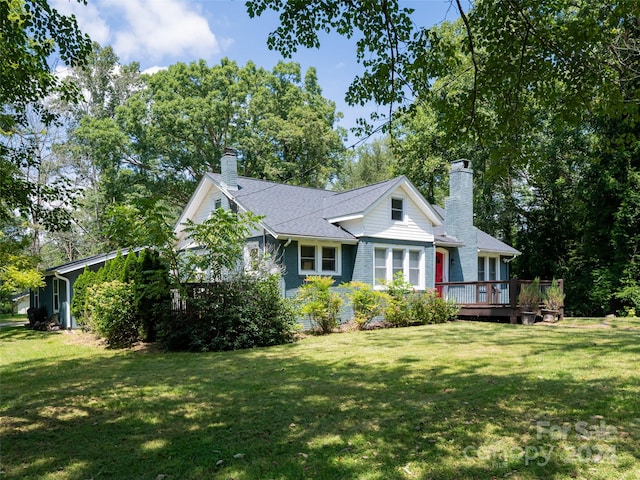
[435,279,564,324]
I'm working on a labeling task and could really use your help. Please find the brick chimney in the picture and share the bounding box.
[220,147,238,191]
[444,159,478,281]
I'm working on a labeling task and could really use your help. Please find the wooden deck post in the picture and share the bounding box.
[509,278,519,324]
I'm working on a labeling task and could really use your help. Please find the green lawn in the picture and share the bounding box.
[1,319,638,480]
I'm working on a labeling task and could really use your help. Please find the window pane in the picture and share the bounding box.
[322,247,336,272]
[392,249,404,277]
[409,251,420,285]
[489,257,497,280]
[374,248,387,285]
[478,256,486,281]
[300,245,315,271]
[391,198,403,220]
[409,251,420,268]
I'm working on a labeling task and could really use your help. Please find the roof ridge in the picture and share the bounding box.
[332,175,403,196]
[208,172,334,194]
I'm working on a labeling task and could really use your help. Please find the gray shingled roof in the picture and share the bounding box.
[207,173,519,254]
[45,247,143,275]
[208,173,356,240]
[322,177,402,219]
[432,205,520,255]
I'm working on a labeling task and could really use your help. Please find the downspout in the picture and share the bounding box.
[54,272,71,329]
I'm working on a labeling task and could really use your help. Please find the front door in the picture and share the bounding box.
[435,251,444,297]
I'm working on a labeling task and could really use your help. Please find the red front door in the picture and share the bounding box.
[435,252,444,297]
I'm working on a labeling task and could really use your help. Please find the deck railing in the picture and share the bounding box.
[436,279,563,306]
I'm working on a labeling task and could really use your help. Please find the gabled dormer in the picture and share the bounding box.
[323,176,442,242]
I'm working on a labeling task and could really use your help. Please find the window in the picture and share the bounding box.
[478,256,486,281]
[392,249,404,278]
[300,245,316,271]
[214,198,222,210]
[489,257,497,281]
[478,256,500,281]
[53,279,60,313]
[299,244,341,275]
[374,246,424,289]
[248,247,260,270]
[374,248,387,286]
[409,251,420,285]
[33,288,40,308]
[391,198,404,221]
[322,247,336,272]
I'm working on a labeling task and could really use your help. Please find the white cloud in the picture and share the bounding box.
[142,65,168,75]
[106,0,219,63]
[51,0,110,46]
[52,0,219,66]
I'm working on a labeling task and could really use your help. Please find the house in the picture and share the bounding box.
[30,248,140,329]
[11,291,30,314]
[175,149,520,301]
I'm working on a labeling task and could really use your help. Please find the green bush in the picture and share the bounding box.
[73,248,172,346]
[341,281,389,330]
[85,280,140,348]
[382,273,459,327]
[408,289,459,324]
[158,275,297,352]
[382,273,414,327]
[298,276,343,334]
[71,266,97,321]
[615,285,640,317]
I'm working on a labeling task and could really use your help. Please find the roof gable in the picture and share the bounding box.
[324,176,442,227]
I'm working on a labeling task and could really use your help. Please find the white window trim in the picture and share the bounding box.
[52,278,60,313]
[390,196,406,223]
[33,288,40,309]
[373,244,425,290]
[298,243,342,276]
[477,254,501,281]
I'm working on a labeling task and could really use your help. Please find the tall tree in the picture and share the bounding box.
[1,0,91,297]
[336,138,395,191]
[246,0,640,315]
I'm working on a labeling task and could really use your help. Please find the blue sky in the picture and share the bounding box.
[53,0,460,145]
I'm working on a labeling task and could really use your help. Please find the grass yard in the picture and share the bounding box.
[1,319,639,480]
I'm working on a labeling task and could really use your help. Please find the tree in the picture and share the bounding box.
[1,0,91,221]
[180,209,263,282]
[1,0,91,295]
[336,137,395,191]
[247,0,639,315]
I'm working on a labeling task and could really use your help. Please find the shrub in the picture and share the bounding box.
[158,275,297,352]
[341,281,389,330]
[297,276,343,334]
[615,285,640,317]
[382,273,414,327]
[71,266,97,321]
[381,273,459,327]
[518,277,542,312]
[84,280,140,348]
[543,278,565,311]
[408,289,459,324]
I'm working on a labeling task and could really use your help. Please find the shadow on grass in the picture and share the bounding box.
[1,323,639,480]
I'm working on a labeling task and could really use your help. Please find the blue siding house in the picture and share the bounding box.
[175,149,520,299]
[31,249,140,329]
